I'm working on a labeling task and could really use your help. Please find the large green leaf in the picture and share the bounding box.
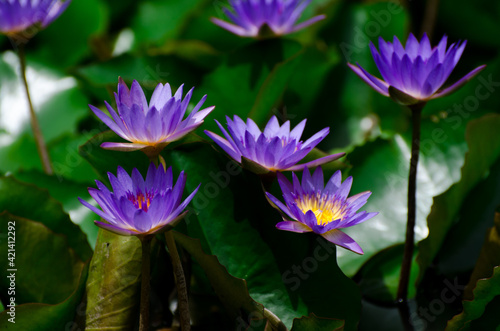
[0,175,92,261]
[0,213,85,305]
[446,266,500,330]
[418,114,500,279]
[81,229,142,330]
[0,259,89,330]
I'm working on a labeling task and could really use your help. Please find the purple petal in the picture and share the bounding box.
[432,65,486,99]
[321,229,363,255]
[94,221,138,236]
[211,17,249,36]
[133,209,152,233]
[405,33,419,60]
[265,192,297,221]
[436,35,448,62]
[100,142,147,151]
[418,33,432,58]
[289,119,306,140]
[343,211,379,227]
[286,152,345,171]
[78,197,115,225]
[204,130,241,162]
[392,36,405,58]
[337,176,353,200]
[347,63,389,96]
[276,221,312,233]
[422,63,445,97]
[289,14,326,33]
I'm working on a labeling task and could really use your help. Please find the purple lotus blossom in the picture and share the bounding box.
[347,33,486,106]
[79,163,199,237]
[266,167,377,254]
[211,0,325,38]
[0,0,71,35]
[89,78,214,158]
[204,115,344,174]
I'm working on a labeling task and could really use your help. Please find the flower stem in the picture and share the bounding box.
[139,236,152,331]
[421,0,440,39]
[18,44,53,175]
[263,308,288,331]
[165,231,191,330]
[397,104,424,306]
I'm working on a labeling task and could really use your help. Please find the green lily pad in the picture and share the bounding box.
[0,175,92,261]
[0,213,85,305]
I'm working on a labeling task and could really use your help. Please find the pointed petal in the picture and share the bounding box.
[432,65,486,99]
[211,17,250,36]
[265,192,296,221]
[94,221,138,236]
[347,63,389,96]
[321,229,363,255]
[100,142,148,152]
[289,14,326,33]
[276,221,312,233]
[286,153,345,171]
[204,130,241,162]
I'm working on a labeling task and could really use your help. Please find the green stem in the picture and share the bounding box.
[165,231,191,331]
[139,236,152,331]
[263,308,288,331]
[18,44,53,175]
[397,103,424,316]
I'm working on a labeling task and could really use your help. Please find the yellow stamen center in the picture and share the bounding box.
[129,192,152,211]
[296,194,346,226]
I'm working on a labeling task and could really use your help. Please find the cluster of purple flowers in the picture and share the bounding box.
[1,0,484,254]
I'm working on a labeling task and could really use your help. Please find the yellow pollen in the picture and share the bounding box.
[133,193,151,211]
[296,194,346,226]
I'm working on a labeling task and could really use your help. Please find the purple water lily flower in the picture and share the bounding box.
[347,33,486,106]
[0,0,71,35]
[211,0,325,38]
[79,163,199,237]
[204,115,344,174]
[89,78,214,159]
[266,167,377,254]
